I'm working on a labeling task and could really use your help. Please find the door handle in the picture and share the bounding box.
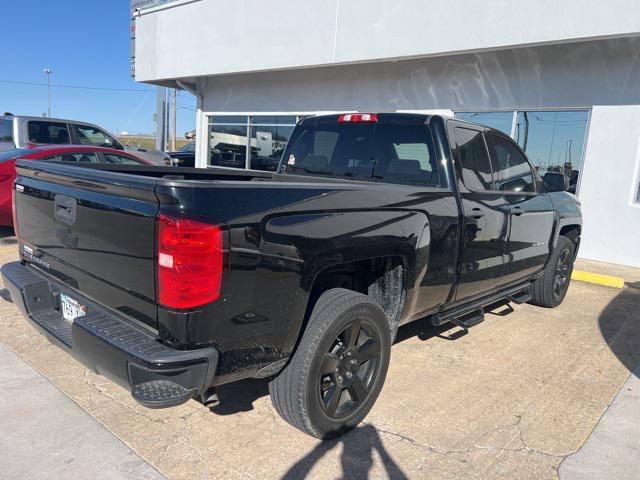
[511,206,525,216]
[469,208,485,219]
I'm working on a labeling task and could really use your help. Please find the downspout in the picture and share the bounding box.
[176,79,206,169]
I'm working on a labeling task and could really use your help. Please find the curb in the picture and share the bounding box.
[571,270,625,289]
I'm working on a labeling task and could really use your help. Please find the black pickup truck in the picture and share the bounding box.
[1,113,581,438]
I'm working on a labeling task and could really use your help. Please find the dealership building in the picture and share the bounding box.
[132,0,640,268]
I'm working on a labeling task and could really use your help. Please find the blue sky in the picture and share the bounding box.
[1,0,196,135]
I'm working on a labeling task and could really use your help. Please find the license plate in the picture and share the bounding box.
[60,293,87,323]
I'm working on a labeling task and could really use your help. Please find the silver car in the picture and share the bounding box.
[0,114,170,165]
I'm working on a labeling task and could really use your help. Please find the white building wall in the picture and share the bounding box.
[199,37,640,113]
[134,0,640,82]
[578,105,640,267]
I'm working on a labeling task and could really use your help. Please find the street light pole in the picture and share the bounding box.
[43,69,53,117]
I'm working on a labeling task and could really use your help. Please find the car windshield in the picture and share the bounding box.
[0,119,13,142]
[281,119,440,186]
[0,148,36,163]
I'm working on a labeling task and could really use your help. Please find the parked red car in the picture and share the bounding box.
[0,145,154,226]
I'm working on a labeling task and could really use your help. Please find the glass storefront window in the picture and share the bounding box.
[207,115,298,171]
[455,112,514,136]
[515,111,589,194]
[208,123,249,169]
[249,124,294,171]
[250,116,297,125]
[210,115,248,125]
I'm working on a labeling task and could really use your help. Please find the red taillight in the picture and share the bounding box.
[11,185,18,237]
[338,113,378,123]
[157,214,223,309]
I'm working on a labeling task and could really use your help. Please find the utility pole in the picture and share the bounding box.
[43,68,53,117]
[155,87,168,151]
[171,88,177,151]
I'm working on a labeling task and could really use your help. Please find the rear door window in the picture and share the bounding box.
[453,127,494,192]
[72,124,117,148]
[53,152,100,163]
[283,122,440,186]
[102,153,143,165]
[490,133,536,193]
[28,121,71,145]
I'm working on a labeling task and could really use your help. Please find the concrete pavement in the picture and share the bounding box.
[0,230,639,479]
[560,364,640,480]
[0,343,164,480]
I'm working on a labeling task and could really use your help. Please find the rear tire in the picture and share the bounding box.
[529,236,575,308]
[269,288,391,439]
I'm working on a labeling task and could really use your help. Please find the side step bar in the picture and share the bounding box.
[431,283,532,328]
[448,308,485,334]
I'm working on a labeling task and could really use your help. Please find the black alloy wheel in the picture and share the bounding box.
[269,288,391,438]
[553,246,572,299]
[317,319,382,419]
[529,235,575,308]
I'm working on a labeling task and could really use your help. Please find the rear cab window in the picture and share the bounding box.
[28,121,71,145]
[281,115,441,186]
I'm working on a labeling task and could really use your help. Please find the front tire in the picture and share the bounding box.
[530,236,575,308]
[269,288,391,439]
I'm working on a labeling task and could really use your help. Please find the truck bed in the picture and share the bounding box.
[13,159,458,384]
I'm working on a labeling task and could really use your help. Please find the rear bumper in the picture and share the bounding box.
[1,261,218,408]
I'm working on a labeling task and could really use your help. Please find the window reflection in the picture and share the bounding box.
[515,111,588,194]
[455,112,513,136]
[250,125,294,171]
[207,115,298,171]
[208,124,249,169]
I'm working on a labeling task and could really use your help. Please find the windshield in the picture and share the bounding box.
[0,119,13,142]
[281,121,440,186]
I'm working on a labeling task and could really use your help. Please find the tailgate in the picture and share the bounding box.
[14,161,160,329]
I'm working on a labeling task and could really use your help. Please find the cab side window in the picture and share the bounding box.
[56,152,100,163]
[103,154,141,165]
[453,127,494,192]
[490,134,536,193]
[28,121,70,145]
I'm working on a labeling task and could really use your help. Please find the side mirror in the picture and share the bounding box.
[543,172,568,192]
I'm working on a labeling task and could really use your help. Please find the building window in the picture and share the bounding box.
[515,111,589,195]
[208,116,249,169]
[455,112,514,136]
[249,116,297,171]
[207,115,299,171]
[455,110,590,195]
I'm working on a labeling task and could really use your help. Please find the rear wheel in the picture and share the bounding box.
[269,288,391,438]
[530,236,575,307]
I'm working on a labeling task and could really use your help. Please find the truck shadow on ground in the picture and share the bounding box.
[598,286,640,377]
[209,304,511,415]
[280,423,408,480]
